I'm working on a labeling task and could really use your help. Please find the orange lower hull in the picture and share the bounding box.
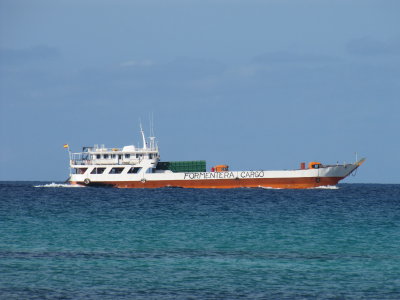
[71,177,343,189]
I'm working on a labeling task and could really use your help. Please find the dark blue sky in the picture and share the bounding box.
[1,0,399,183]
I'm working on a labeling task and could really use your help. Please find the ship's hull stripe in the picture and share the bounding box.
[71,176,343,189]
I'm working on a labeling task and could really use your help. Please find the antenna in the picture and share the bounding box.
[140,121,147,149]
[148,113,156,150]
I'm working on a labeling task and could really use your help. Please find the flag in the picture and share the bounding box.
[63,144,69,148]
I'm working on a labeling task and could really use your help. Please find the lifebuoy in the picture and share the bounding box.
[315,177,321,183]
[84,178,90,185]
[141,178,146,183]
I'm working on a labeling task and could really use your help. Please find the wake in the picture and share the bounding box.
[312,185,339,190]
[258,185,339,190]
[34,182,85,188]
[259,186,282,190]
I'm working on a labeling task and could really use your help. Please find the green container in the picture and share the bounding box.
[156,160,206,172]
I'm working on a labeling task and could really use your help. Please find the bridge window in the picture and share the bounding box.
[125,154,130,159]
[104,154,109,159]
[78,168,87,174]
[91,168,106,174]
[111,154,116,158]
[109,167,124,174]
[73,168,87,174]
[96,154,101,159]
[128,167,141,174]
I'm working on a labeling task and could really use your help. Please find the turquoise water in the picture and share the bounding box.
[1,182,400,299]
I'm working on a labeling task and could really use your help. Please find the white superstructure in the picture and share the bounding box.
[69,127,164,185]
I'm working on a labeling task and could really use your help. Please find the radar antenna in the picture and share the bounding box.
[140,122,147,150]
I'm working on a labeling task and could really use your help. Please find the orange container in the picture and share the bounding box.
[308,162,322,169]
[213,165,229,172]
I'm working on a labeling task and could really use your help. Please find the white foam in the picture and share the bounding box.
[34,182,85,188]
[259,186,282,190]
[258,185,339,190]
[312,185,339,190]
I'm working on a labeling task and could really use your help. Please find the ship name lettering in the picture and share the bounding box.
[184,173,194,179]
[240,171,264,178]
[184,172,237,180]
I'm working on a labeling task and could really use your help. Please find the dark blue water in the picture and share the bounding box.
[1,182,400,299]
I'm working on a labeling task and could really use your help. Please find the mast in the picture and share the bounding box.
[149,137,156,150]
[140,123,147,150]
[148,113,156,150]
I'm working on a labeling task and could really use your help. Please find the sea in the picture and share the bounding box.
[1,182,399,299]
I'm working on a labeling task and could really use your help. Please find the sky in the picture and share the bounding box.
[0,0,399,183]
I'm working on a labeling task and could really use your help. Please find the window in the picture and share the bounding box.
[109,167,124,174]
[111,154,116,159]
[91,168,106,174]
[78,168,87,174]
[104,154,109,159]
[96,154,101,159]
[73,168,87,174]
[125,154,130,159]
[128,167,141,174]
[149,154,153,159]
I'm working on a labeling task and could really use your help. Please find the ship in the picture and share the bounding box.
[67,127,365,189]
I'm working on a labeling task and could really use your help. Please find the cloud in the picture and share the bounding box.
[39,56,228,104]
[346,37,400,56]
[253,51,337,64]
[120,59,155,67]
[0,45,60,66]
[163,57,226,79]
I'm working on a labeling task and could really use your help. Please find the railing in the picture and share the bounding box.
[70,158,145,166]
[70,148,159,166]
[71,160,92,165]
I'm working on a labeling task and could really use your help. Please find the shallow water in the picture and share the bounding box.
[1,182,400,299]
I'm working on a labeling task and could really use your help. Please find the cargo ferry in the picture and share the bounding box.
[66,128,365,189]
